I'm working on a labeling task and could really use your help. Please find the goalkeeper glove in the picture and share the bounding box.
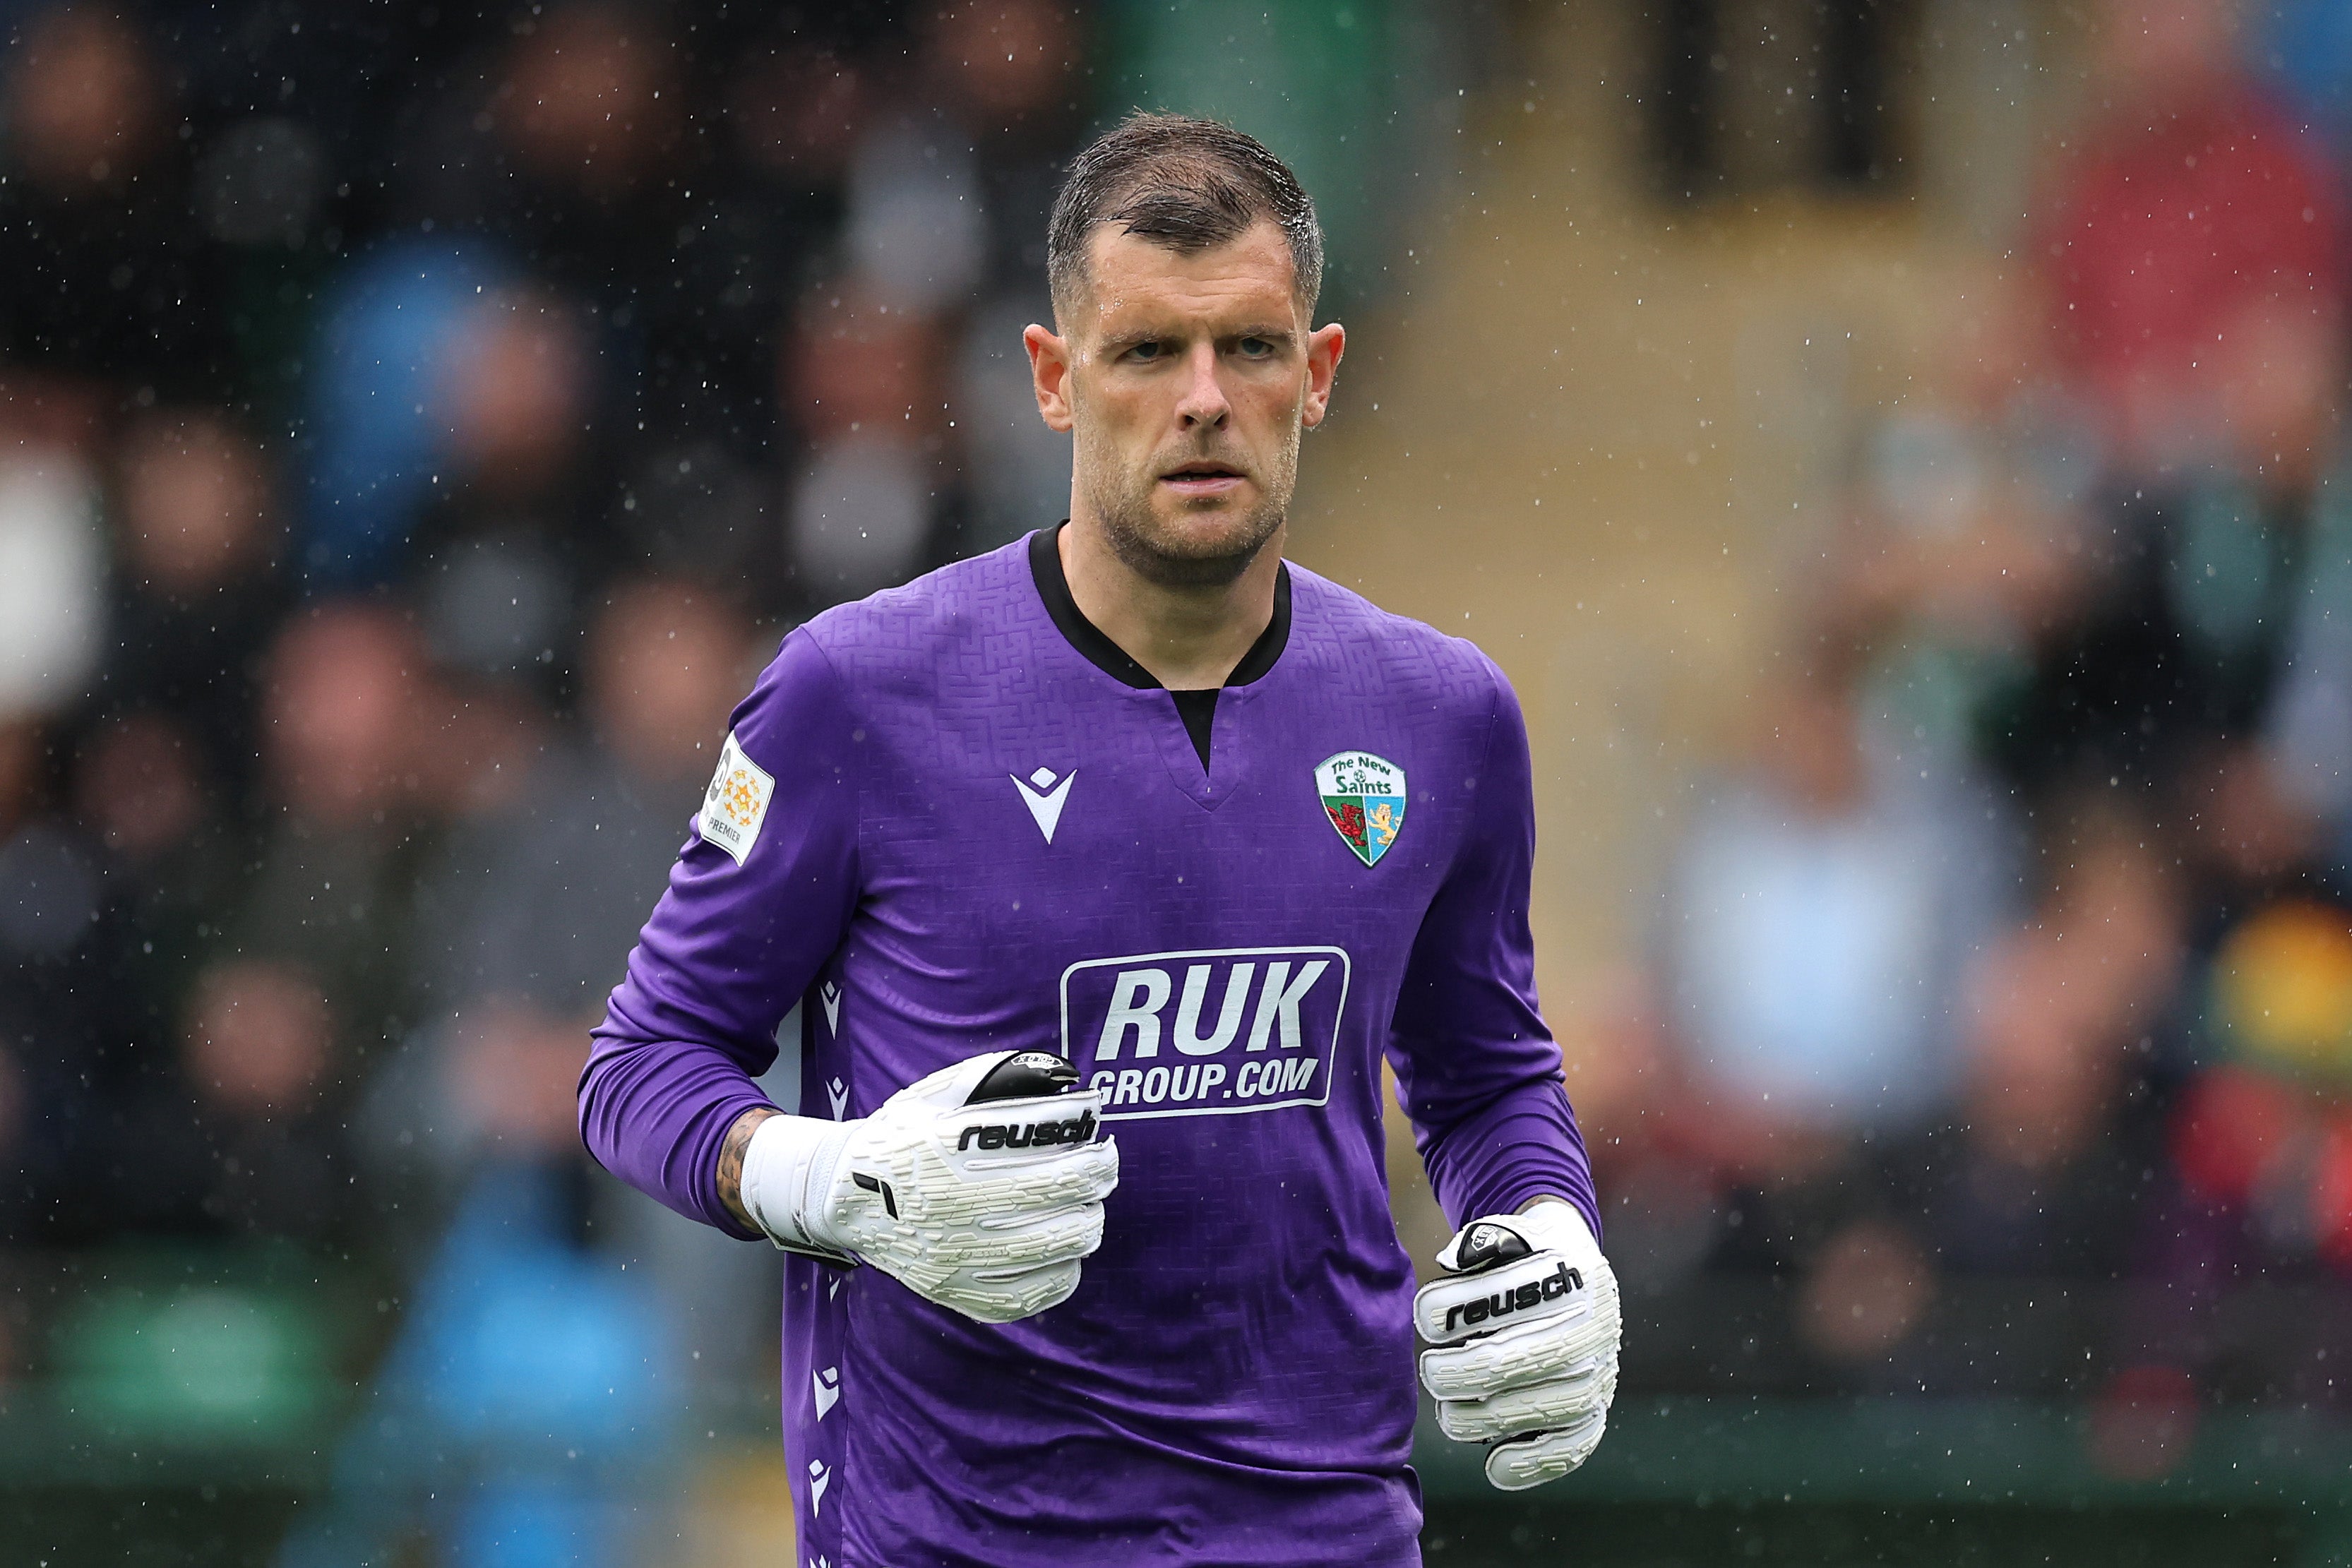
[738,1049,1119,1324]
[1414,1199,1621,1490]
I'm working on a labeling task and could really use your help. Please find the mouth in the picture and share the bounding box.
[1157,460,1247,499]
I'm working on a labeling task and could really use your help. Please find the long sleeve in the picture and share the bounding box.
[1385,658,1600,1239]
[578,629,861,1238]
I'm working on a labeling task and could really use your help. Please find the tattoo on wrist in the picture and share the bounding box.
[718,1106,784,1233]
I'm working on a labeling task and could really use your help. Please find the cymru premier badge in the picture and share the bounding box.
[1316,750,1407,867]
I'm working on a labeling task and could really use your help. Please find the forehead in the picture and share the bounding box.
[1076,218,1301,334]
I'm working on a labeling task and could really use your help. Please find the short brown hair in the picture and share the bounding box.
[1046,112,1323,320]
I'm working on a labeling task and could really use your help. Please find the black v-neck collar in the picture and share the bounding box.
[1027,522,1290,772]
[1027,522,1290,691]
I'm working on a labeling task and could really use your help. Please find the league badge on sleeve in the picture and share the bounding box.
[1315,750,1407,867]
[698,731,775,866]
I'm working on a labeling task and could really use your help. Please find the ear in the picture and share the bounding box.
[1025,323,1075,433]
[1301,322,1346,430]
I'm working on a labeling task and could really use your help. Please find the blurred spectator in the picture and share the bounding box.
[1983,349,2345,813]
[405,576,749,1051]
[440,293,591,505]
[413,289,607,700]
[0,438,105,723]
[71,710,244,1077]
[162,959,347,1242]
[1645,795,2181,1389]
[2170,898,2352,1272]
[499,3,681,204]
[612,438,775,594]
[842,114,989,318]
[1991,76,2352,820]
[2129,887,2352,1425]
[224,604,437,1096]
[717,35,873,460]
[956,289,1071,549]
[1823,270,2096,773]
[1878,809,2182,1279]
[2031,0,2342,477]
[280,1103,675,1568]
[2259,0,2352,176]
[786,285,948,601]
[194,116,330,253]
[299,243,506,586]
[362,575,763,1437]
[3,6,166,195]
[1659,666,2008,1171]
[0,6,234,398]
[926,0,1087,280]
[92,409,285,794]
[929,1,1085,143]
[728,42,870,191]
[0,715,141,1244]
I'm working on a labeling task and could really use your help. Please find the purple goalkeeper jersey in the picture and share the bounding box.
[580,529,1596,1567]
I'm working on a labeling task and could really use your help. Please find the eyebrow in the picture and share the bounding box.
[1100,323,1299,352]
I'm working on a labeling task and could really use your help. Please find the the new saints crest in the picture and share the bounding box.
[1316,750,1407,867]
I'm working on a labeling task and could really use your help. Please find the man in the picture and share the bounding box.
[580,113,1618,1566]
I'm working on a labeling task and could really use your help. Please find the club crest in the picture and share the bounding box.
[1315,750,1407,867]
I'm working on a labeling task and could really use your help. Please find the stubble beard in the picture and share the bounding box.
[1077,419,1300,590]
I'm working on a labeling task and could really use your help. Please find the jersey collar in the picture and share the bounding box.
[1027,521,1291,692]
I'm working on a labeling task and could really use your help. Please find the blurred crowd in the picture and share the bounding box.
[0,0,1085,1555]
[1598,0,2352,1467]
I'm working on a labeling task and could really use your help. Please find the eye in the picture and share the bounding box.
[1126,340,1166,362]
[1236,337,1274,359]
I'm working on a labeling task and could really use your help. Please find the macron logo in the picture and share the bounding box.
[1011,767,1075,844]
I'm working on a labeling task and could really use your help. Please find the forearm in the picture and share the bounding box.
[1416,1075,1601,1241]
[578,1027,780,1238]
[716,1104,784,1232]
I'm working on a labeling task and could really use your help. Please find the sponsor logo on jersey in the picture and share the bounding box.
[698,731,775,866]
[1316,750,1407,867]
[1058,946,1350,1120]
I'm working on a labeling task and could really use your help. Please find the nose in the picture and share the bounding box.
[1174,341,1230,431]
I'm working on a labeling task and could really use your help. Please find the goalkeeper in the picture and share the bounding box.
[579,112,1616,1566]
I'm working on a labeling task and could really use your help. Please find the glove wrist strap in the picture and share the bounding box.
[741,1112,858,1264]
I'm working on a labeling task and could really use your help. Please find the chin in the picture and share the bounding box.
[1150,508,1256,553]
[1099,501,1279,590]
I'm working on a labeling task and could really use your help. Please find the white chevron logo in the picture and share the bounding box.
[820,981,841,1036]
[827,1272,843,1300]
[808,1459,831,1514]
[1010,767,1075,844]
[814,1365,840,1419]
[826,1077,849,1120]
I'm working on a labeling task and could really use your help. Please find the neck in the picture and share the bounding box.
[1058,511,1282,690]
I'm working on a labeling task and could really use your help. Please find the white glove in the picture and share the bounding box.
[1414,1199,1621,1490]
[739,1049,1119,1324]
